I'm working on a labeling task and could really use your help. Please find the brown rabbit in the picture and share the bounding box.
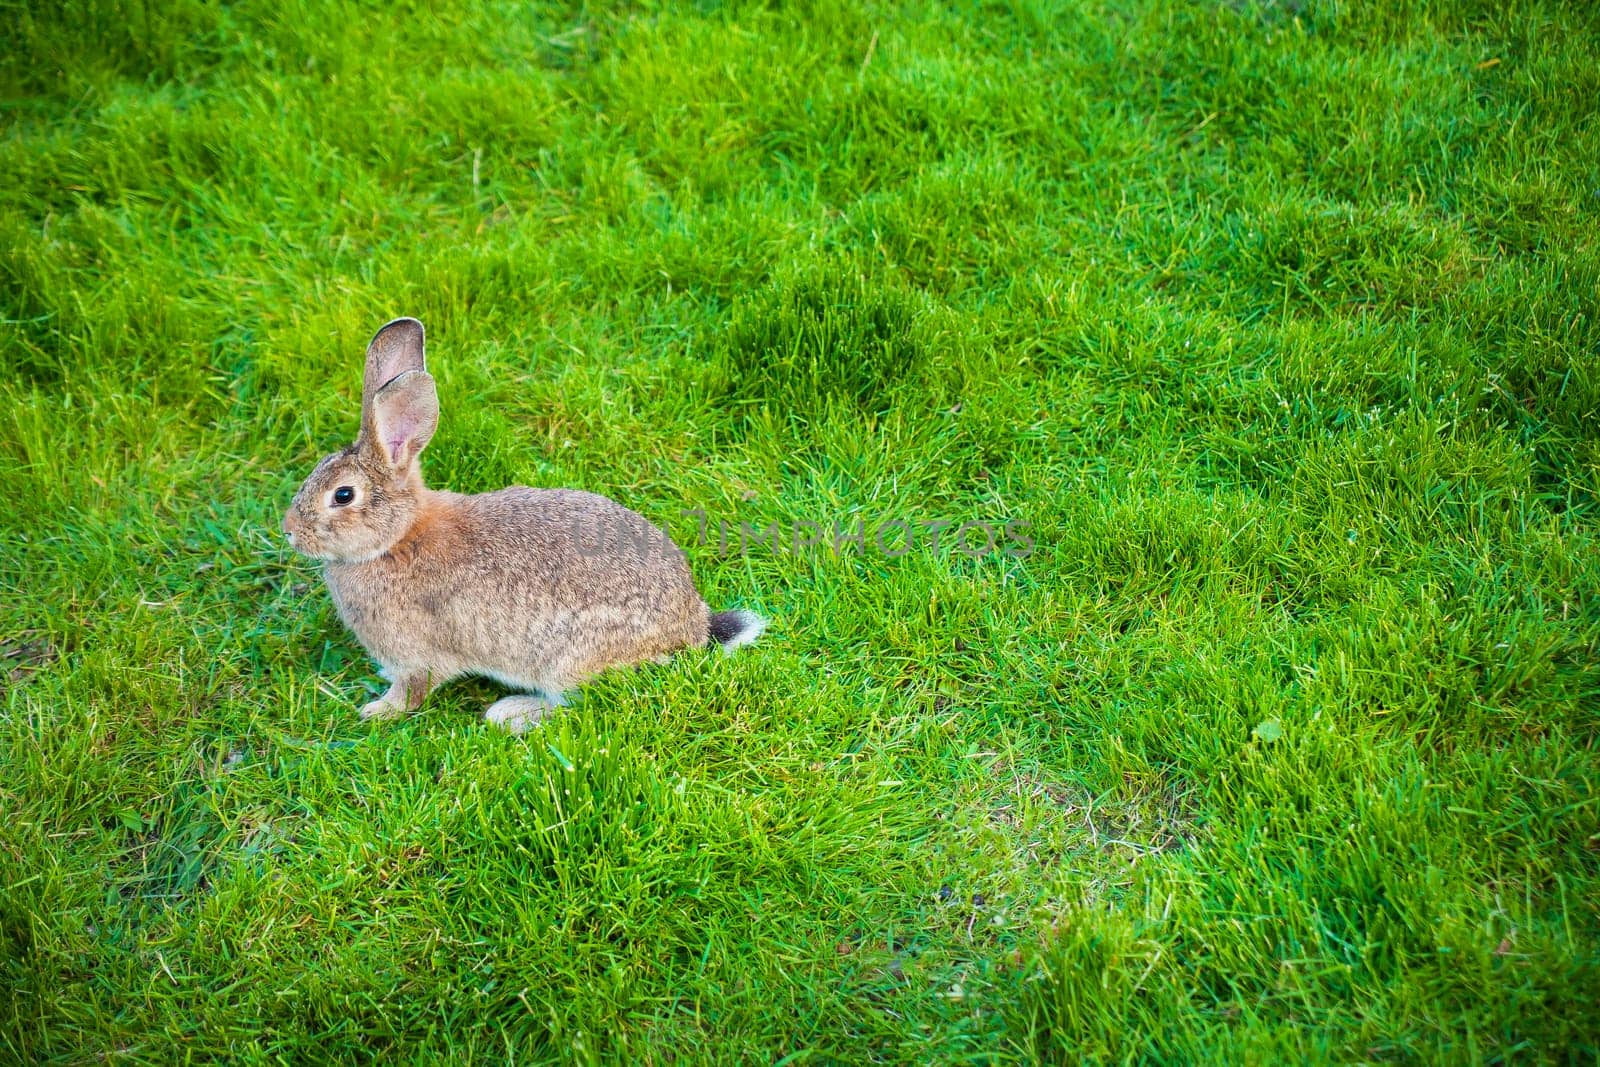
[282,317,765,732]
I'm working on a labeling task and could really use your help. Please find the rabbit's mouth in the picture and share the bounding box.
[293,545,342,564]
[281,521,325,560]
[284,527,385,564]
[286,534,333,561]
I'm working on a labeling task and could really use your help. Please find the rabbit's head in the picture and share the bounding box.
[283,318,439,563]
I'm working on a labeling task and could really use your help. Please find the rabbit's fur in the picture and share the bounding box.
[283,317,764,732]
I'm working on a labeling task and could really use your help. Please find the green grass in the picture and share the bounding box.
[2,0,1598,1061]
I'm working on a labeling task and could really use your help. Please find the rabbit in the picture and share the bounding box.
[281,317,766,733]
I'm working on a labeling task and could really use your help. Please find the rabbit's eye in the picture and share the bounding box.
[332,486,356,506]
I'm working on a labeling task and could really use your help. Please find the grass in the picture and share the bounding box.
[2,0,1598,1061]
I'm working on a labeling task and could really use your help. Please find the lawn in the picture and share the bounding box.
[3,0,1598,1061]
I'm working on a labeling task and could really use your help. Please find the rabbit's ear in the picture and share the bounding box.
[362,317,426,413]
[365,369,439,469]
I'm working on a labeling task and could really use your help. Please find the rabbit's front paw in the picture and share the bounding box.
[359,672,431,721]
[361,696,406,721]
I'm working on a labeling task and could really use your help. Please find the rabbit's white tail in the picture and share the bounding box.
[708,609,766,653]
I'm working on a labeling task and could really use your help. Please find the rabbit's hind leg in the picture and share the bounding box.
[484,691,565,734]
